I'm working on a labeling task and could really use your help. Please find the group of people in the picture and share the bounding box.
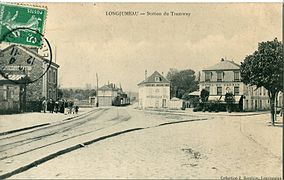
[42,98,79,114]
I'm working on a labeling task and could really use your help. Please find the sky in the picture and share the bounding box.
[35,3,282,91]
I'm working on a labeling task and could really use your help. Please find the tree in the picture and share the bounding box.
[240,38,283,126]
[166,68,198,99]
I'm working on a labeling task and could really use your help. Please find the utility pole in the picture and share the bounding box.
[96,73,99,107]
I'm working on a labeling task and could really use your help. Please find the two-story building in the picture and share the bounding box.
[0,45,59,112]
[138,71,170,109]
[199,58,270,111]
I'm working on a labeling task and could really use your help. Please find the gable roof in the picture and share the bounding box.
[138,71,169,86]
[203,59,240,71]
[98,84,119,91]
[1,45,59,68]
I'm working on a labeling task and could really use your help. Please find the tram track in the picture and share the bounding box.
[0,108,102,139]
[0,108,107,148]
[0,107,211,179]
[0,108,112,158]
[0,108,131,162]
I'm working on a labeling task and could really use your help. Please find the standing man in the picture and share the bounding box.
[42,98,47,113]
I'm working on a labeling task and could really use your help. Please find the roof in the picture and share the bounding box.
[203,59,240,71]
[138,71,170,86]
[98,84,119,91]
[1,45,59,68]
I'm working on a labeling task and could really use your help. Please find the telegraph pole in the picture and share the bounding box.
[96,73,99,107]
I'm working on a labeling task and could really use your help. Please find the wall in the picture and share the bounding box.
[138,83,170,109]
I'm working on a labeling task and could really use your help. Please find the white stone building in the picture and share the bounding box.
[138,71,170,109]
[199,58,270,111]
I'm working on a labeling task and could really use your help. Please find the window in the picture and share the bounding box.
[205,72,211,82]
[0,86,7,101]
[53,70,56,83]
[217,87,222,95]
[234,87,240,95]
[234,71,240,81]
[155,76,162,82]
[263,88,266,96]
[205,86,210,93]
[217,71,223,82]
[48,70,52,83]
[259,87,262,96]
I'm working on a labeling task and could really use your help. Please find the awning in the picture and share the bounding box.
[188,91,200,96]
[208,95,242,103]
[170,97,181,101]
[208,96,223,101]
[0,74,30,84]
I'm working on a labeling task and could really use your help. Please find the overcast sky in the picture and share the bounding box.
[40,3,281,91]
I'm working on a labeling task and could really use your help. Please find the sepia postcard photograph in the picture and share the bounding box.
[0,1,283,179]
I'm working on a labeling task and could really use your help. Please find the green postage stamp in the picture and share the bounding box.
[0,3,47,47]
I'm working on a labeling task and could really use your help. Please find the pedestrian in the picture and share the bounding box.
[59,99,65,113]
[68,101,73,114]
[71,105,75,114]
[54,99,59,113]
[64,100,69,115]
[49,98,55,113]
[75,105,79,114]
[42,98,47,113]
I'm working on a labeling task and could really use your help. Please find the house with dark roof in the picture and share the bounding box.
[199,58,270,111]
[0,45,59,112]
[137,71,170,109]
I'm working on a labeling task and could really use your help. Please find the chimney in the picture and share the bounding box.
[162,72,164,76]
[145,70,147,80]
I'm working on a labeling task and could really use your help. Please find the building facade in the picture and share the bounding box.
[0,74,30,113]
[0,45,59,112]
[97,83,118,106]
[138,71,170,109]
[199,58,270,111]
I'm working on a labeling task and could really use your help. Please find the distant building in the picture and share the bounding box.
[138,71,170,109]
[97,83,119,106]
[0,45,59,112]
[199,58,270,111]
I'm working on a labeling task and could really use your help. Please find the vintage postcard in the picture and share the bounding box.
[0,2,282,179]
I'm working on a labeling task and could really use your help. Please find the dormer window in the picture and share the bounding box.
[155,76,162,82]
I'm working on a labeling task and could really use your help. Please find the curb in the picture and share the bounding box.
[136,108,270,117]
[0,109,96,136]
